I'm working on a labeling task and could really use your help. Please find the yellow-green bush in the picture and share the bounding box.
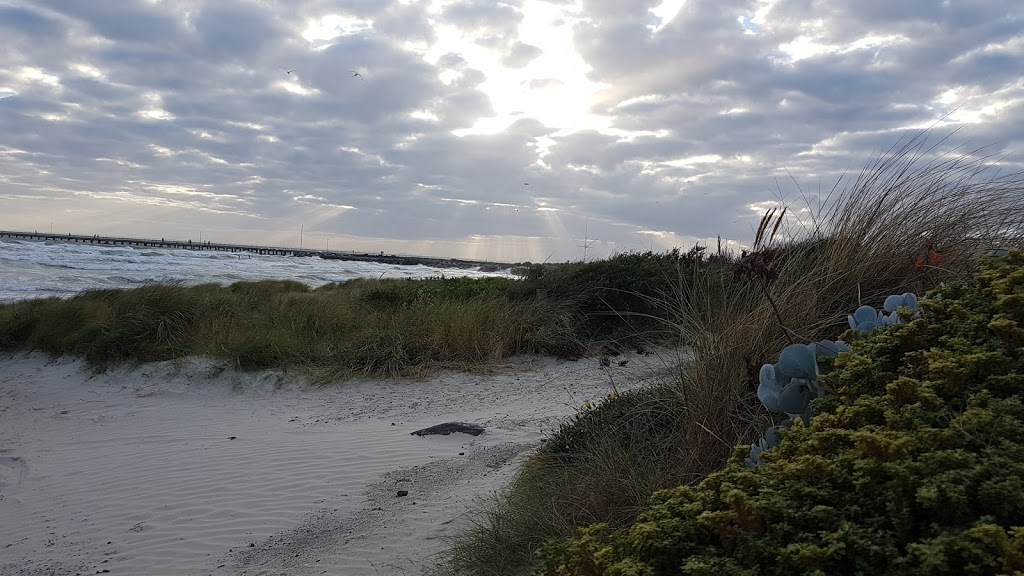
[535,252,1024,576]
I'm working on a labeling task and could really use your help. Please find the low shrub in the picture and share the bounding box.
[330,276,523,311]
[534,252,1024,575]
[542,387,685,458]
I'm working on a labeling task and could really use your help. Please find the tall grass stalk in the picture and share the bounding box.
[438,132,1024,576]
[667,131,1024,482]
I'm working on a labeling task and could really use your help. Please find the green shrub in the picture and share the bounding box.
[519,249,726,349]
[522,250,699,315]
[438,386,690,576]
[342,276,523,310]
[534,252,1024,575]
[542,387,685,457]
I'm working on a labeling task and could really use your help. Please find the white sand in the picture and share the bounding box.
[0,350,680,576]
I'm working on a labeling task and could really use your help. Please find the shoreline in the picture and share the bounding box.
[0,349,682,576]
[0,230,519,272]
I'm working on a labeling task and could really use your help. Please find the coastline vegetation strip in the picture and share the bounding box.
[0,277,566,378]
[434,133,1024,575]
[0,255,695,378]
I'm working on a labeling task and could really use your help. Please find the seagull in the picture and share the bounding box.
[278,66,296,75]
[349,70,363,79]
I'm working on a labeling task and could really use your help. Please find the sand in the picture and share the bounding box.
[0,349,681,576]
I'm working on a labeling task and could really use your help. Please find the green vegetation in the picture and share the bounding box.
[534,251,1024,576]
[436,134,1024,575]
[0,258,692,377]
[0,277,577,377]
[443,385,692,574]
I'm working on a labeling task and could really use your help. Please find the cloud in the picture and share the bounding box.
[1,0,1022,262]
[0,3,63,38]
[503,42,543,67]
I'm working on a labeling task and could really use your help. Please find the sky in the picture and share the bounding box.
[1,0,1022,262]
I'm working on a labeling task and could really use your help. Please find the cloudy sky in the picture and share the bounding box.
[1,1,1022,262]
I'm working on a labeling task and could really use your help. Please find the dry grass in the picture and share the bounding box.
[667,131,1024,481]
[438,131,1024,576]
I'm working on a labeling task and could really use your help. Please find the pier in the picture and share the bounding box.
[0,230,515,271]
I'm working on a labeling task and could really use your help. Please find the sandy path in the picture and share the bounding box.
[0,350,680,576]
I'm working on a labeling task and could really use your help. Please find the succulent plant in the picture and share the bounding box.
[848,304,880,332]
[812,339,851,358]
[748,295,918,467]
[747,339,852,467]
[745,425,786,467]
[757,342,842,419]
[848,292,921,332]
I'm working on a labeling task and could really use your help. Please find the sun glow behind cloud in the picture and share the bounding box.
[422,0,614,136]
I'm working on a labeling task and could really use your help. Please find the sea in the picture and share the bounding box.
[0,238,508,304]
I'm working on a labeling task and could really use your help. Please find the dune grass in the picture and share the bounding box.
[435,132,1024,575]
[0,261,691,378]
[0,276,587,378]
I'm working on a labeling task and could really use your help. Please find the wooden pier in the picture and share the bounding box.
[0,230,321,256]
[0,230,514,271]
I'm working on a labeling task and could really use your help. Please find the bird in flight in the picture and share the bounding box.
[349,70,363,79]
[278,66,296,75]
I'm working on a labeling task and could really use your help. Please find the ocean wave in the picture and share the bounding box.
[0,239,509,300]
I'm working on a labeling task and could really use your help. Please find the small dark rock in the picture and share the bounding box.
[458,452,465,456]
[411,422,485,437]
[249,542,255,547]
[228,436,237,440]
[397,490,409,497]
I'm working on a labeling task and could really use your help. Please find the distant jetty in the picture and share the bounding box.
[0,230,516,272]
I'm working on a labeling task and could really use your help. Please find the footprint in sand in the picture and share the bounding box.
[0,455,28,488]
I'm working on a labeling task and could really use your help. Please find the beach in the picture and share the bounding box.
[0,350,679,576]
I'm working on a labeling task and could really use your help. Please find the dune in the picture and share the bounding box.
[0,350,678,576]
